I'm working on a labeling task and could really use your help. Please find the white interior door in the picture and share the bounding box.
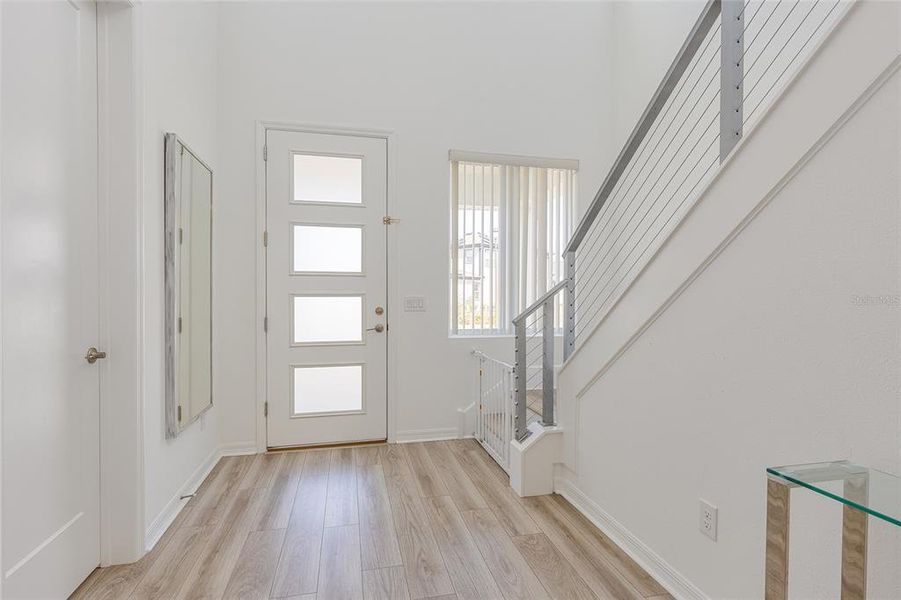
[266,130,388,448]
[1,1,101,598]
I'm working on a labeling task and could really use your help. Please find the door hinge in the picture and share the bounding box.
[179,227,183,245]
[263,145,268,161]
[263,316,268,332]
[263,230,268,247]
[264,402,268,417]
[177,405,182,421]
[383,216,400,225]
[178,316,182,333]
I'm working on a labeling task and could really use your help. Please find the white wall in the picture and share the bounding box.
[557,2,901,598]
[140,1,220,536]
[214,1,615,447]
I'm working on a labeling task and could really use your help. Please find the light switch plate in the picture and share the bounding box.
[404,296,426,312]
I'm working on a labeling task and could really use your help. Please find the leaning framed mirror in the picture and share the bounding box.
[165,133,213,437]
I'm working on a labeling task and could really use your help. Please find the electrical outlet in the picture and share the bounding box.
[699,499,718,541]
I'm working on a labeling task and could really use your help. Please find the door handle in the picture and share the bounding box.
[366,324,385,333]
[85,347,107,364]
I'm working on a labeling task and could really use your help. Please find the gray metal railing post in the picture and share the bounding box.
[720,0,744,160]
[541,300,555,426]
[563,250,575,360]
[513,319,528,442]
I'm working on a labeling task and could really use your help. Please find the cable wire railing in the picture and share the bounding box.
[508,0,845,443]
[511,281,565,441]
[562,0,845,358]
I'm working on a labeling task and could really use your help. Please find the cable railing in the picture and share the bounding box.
[506,0,845,444]
[562,0,844,358]
[511,280,566,441]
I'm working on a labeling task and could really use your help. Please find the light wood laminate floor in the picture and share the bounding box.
[71,440,671,600]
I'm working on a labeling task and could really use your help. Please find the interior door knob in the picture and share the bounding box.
[85,347,107,364]
[366,324,385,333]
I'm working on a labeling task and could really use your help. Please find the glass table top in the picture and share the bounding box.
[767,461,901,527]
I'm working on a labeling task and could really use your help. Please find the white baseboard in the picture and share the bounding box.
[219,441,259,456]
[554,477,708,600]
[395,427,461,443]
[144,446,220,552]
[144,442,262,552]
[457,401,476,438]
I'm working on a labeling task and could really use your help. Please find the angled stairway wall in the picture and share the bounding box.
[554,2,901,598]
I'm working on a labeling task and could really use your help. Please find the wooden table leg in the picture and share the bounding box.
[765,478,791,600]
[841,476,868,600]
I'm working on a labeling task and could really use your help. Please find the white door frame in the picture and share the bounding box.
[1,8,5,598]
[255,121,398,452]
[96,1,145,565]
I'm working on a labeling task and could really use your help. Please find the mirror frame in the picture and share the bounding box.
[164,133,214,438]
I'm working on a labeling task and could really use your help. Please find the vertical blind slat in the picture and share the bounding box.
[450,162,459,330]
[478,165,484,331]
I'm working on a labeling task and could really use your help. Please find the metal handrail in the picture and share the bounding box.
[512,284,564,442]
[511,280,569,325]
[509,0,733,444]
[561,0,737,361]
[566,0,722,254]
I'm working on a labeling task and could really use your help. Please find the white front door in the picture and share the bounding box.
[266,130,388,448]
[1,1,101,597]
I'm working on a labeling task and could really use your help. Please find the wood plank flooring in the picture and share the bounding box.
[71,440,671,600]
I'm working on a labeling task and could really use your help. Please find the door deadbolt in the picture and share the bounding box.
[375,306,384,315]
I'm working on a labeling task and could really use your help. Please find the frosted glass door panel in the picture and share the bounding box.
[293,295,363,344]
[292,224,363,274]
[293,365,363,415]
[293,154,362,204]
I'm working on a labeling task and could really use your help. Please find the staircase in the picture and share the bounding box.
[490,0,901,597]
[475,0,849,482]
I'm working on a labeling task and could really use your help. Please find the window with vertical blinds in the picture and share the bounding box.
[449,152,578,335]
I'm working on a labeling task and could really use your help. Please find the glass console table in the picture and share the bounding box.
[765,461,900,600]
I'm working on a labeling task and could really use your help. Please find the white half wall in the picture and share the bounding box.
[214,1,615,448]
[556,2,901,598]
[139,1,221,541]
